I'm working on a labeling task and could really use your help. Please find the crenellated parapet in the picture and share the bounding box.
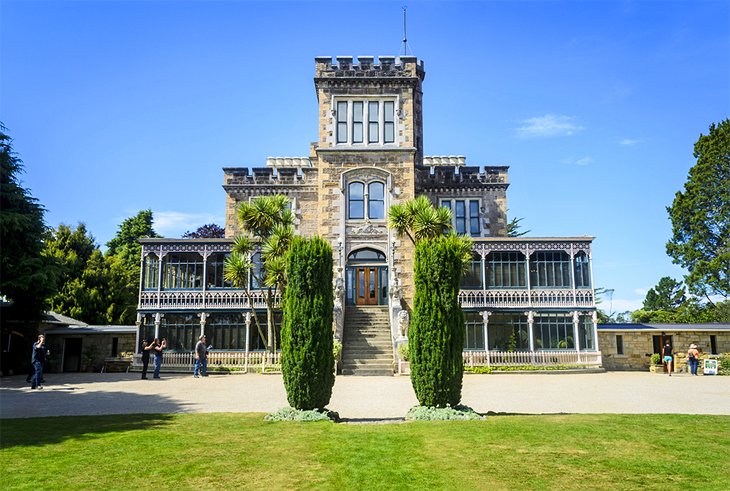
[314,55,425,81]
[423,155,466,167]
[223,166,318,186]
[416,165,509,190]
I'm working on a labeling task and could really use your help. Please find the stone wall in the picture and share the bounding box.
[45,333,136,373]
[599,330,730,371]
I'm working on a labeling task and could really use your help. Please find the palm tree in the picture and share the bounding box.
[388,195,473,267]
[224,195,293,353]
[388,195,453,244]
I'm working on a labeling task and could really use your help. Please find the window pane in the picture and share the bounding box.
[441,200,451,210]
[337,102,348,143]
[384,101,395,143]
[455,200,466,235]
[349,201,364,219]
[352,102,363,143]
[469,200,480,236]
[369,182,384,200]
[368,102,379,143]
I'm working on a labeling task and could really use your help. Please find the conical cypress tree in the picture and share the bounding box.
[281,236,334,410]
[409,235,466,407]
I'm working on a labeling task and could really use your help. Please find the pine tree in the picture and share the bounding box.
[281,236,334,410]
[409,235,468,407]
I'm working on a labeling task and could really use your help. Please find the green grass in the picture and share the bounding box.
[1,413,728,490]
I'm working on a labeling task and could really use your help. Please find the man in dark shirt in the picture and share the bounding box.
[31,334,48,390]
[194,335,208,378]
[140,339,153,379]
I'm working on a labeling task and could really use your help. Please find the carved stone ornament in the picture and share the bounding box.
[349,222,387,236]
[397,310,410,337]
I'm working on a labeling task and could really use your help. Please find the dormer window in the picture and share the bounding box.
[335,99,396,145]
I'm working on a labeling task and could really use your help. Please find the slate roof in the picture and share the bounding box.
[41,311,88,327]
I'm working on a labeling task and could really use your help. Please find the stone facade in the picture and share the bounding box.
[598,325,730,371]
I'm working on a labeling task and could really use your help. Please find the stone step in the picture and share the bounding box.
[341,351,392,359]
[342,358,393,366]
[341,368,393,376]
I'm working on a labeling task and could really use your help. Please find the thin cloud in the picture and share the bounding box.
[619,138,643,146]
[515,114,584,138]
[610,298,644,313]
[561,156,594,166]
[154,211,223,238]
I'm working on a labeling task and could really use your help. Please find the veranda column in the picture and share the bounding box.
[135,312,142,354]
[244,312,251,372]
[199,312,207,338]
[526,310,535,364]
[591,311,600,354]
[480,310,491,367]
[154,312,161,338]
[572,310,581,363]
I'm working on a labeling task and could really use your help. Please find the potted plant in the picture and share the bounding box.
[397,343,410,375]
[649,353,664,373]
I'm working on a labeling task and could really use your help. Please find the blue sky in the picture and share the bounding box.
[2,0,728,314]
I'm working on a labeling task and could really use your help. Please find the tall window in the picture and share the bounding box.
[440,199,480,236]
[142,254,159,290]
[336,101,348,143]
[348,182,365,219]
[461,254,483,289]
[159,314,198,351]
[574,252,591,288]
[368,101,379,143]
[530,251,571,288]
[206,314,245,350]
[335,99,397,145]
[352,102,363,143]
[162,253,203,289]
[368,182,385,219]
[616,335,624,355]
[384,101,395,143]
[488,313,529,351]
[486,252,526,288]
[250,252,265,290]
[533,314,574,350]
[578,315,595,350]
[348,181,386,220]
[206,253,231,289]
[464,312,485,350]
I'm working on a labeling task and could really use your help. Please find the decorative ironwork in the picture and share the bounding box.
[459,289,594,308]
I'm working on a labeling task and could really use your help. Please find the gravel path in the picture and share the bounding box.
[1,371,728,420]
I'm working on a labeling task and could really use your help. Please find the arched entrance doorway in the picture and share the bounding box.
[345,248,388,305]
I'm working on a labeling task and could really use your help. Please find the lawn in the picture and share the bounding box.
[1,413,728,490]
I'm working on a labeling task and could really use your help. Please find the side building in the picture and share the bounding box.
[135,55,600,373]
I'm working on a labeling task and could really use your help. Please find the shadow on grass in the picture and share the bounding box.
[339,417,406,424]
[0,391,184,449]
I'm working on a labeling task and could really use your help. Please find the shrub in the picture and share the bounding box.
[718,353,730,375]
[397,343,409,361]
[651,353,661,365]
[332,339,343,360]
[264,407,339,422]
[409,235,468,408]
[405,405,483,421]
[281,236,334,410]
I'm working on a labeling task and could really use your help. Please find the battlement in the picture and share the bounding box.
[423,155,466,167]
[223,166,317,186]
[417,165,509,187]
[314,55,425,80]
[265,157,313,168]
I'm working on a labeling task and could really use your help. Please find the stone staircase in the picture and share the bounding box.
[341,305,394,376]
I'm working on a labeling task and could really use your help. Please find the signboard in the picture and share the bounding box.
[703,359,718,376]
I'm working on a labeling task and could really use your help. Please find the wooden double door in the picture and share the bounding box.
[355,267,379,305]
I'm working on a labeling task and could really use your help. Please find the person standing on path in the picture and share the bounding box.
[152,338,166,379]
[194,335,208,378]
[663,341,674,376]
[140,339,154,379]
[30,335,48,390]
[687,343,700,376]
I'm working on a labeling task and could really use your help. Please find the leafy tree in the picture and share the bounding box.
[0,125,57,317]
[281,236,334,410]
[389,195,453,244]
[643,277,686,311]
[182,223,225,239]
[666,119,730,301]
[224,195,293,352]
[106,210,160,324]
[409,235,471,407]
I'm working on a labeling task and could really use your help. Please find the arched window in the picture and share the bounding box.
[347,180,386,220]
[348,182,365,219]
[574,252,591,288]
[368,182,385,219]
[347,248,386,262]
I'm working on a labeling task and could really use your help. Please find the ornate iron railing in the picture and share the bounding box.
[459,289,594,308]
[138,290,280,311]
